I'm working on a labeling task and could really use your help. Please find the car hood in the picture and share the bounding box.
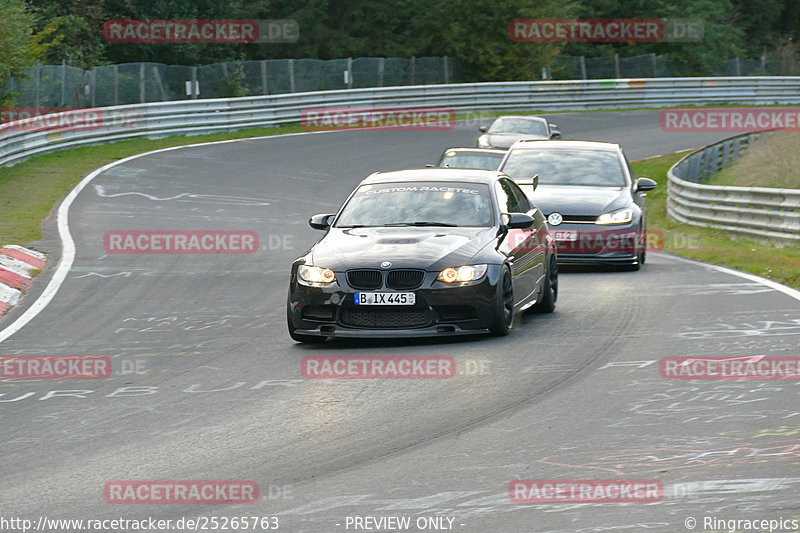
[309,226,496,271]
[527,185,629,217]
[484,132,548,149]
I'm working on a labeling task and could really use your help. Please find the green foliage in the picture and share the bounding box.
[0,0,61,107]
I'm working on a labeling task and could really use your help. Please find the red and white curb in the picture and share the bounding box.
[0,245,46,316]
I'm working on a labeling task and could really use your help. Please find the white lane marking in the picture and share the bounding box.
[658,253,800,303]
[0,130,334,344]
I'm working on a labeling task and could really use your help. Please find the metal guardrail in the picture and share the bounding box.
[2,76,800,170]
[667,132,800,243]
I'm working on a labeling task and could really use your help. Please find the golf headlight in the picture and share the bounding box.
[596,208,633,225]
[477,135,490,148]
[437,264,488,283]
[298,265,336,284]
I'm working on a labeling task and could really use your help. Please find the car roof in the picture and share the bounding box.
[362,168,505,185]
[508,139,621,152]
[494,115,547,123]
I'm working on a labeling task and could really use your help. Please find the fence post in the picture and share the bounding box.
[378,57,384,87]
[139,63,145,103]
[113,64,119,105]
[614,53,620,78]
[288,59,295,92]
[34,60,40,113]
[579,56,587,79]
[261,60,268,94]
[61,59,67,107]
[191,67,198,99]
[735,57,741,76]
[410,56,416,85]
[650,53,657,77]
[91,67,96,107]
[443,56,449,84]
[347,57,353,89]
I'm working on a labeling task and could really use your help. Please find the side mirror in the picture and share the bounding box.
[549,124,561,139]
[479,125,488,132]
[425,163,436,168]
[309,213,334,230]
[635,177,658,192]
[515,174,539,191]
[504,212,535,229]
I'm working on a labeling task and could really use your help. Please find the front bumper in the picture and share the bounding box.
[550,223,641,265]
[288,266,501,338]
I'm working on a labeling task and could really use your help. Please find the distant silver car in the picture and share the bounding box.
[437,148,506,170]
[478,116,561,149]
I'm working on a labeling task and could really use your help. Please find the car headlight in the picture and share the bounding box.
[298,265,336,285]
[437,264,488,283]
[595,208,633,225]
[477,135,491,148]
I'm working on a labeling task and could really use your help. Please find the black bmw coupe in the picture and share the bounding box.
[287,168,558,342]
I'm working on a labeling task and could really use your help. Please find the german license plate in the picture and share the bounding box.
[355,292,416,305]
[554,231,578,241]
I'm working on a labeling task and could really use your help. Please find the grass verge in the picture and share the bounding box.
[704,132,800,189]
[633,153,800,291]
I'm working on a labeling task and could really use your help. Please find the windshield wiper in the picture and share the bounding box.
[382,221,458,227]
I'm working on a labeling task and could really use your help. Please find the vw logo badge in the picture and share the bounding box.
[547,212,563,226]
[380,261,392,269]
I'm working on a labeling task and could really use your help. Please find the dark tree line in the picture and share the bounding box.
[4,0,800,83]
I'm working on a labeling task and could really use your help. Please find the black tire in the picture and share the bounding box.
[533,255,558,313]
[287,303,327,344]
[490,267,514,336]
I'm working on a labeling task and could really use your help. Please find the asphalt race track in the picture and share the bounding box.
[2,110,799,532]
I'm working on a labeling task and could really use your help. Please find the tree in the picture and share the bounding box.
[0,0,60,108]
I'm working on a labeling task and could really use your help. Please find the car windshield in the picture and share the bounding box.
[489,118,548,135]
[500,149,627,187]
[335,181,494,227]
[439,152,503,170]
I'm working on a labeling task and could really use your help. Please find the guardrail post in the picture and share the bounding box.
[288,59,295,92]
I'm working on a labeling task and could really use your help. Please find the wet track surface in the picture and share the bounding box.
[1,110,799,532]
